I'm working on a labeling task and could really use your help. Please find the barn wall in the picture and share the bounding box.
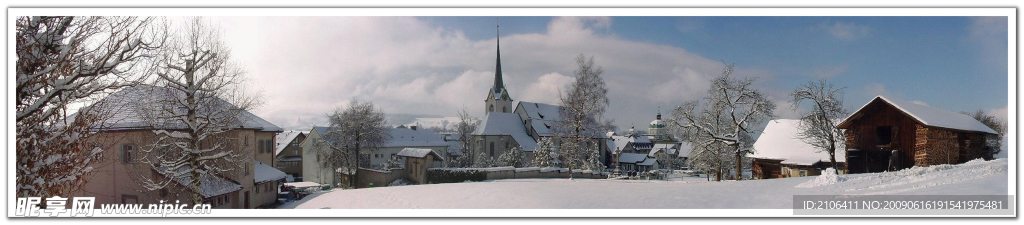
[843,102,919,173]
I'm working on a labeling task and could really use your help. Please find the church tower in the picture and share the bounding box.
[485,21,513,115]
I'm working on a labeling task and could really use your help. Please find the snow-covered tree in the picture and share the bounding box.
[585,144,604,171]
[317,100,391,188]
[532,138,558,168]
[791,79,847,170]
[668,63,775,181]
[381,155,403,171]
[16,16,162,199]
[474,153,493,168]
[496,147,526,167]
[127,17,258,205]
[555,54,613,178]
[452,108,479,167]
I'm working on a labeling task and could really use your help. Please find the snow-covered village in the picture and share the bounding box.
[11,10,1014,218]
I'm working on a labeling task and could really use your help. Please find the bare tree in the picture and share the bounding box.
[131,17,258,205]
[453,108,479,167]
[317,100,391,188]
[15,16,162,199]
[555,54,613,179]
[791,79,847,170]
[668,63,775,181]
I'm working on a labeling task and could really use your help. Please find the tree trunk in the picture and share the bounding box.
[734,147,742,181]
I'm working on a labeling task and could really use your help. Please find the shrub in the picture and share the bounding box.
[426,168,487,184]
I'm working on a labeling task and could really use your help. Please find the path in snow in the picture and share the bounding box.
[280,159,1008,209]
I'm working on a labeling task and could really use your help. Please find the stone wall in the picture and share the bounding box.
[356,168,407,188]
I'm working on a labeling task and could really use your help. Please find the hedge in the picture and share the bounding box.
[426,168,487,184]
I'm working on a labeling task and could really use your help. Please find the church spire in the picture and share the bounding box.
[493,19,505,94]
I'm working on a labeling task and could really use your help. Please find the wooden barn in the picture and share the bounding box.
[749,119,847,179]
[837,96,999,174]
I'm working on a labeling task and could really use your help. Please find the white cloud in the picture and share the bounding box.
[216,16,770,131]
[910,100,929,106]
[987,106,1008,124]
[821,21,870,41]
[520,72,574,105]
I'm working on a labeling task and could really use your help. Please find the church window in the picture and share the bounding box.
[489,142,495,156]
[490,104,494,112]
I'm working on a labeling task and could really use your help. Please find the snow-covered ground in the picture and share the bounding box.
[280,158,1008,209]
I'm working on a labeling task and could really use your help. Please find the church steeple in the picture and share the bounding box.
[484,19,514,115]
[492,20,505,95]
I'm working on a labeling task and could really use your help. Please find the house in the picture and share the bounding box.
[300,126,335,187]
[749,119,847,179]
[370,126,449,169]
[837,96,998,174]
[275,131,306,181]
[300,125,448,187]
[608,129,661,175]
[73,85,286,208]
[397,148,445,184]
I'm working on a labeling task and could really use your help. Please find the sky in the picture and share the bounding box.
[210,16,1010,132]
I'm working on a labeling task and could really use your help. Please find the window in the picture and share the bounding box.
[121,144,135,164]
[489,142,495,156]
[255,184,260,193]
[258,140,265,154]
[244,162,250,176]
[503,106,507,112]
[490,104,494,112]
[799,170,807,177]
[877,126,893,145]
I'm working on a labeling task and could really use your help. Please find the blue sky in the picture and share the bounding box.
[425,16,1008,114]
[218,16,1009,131]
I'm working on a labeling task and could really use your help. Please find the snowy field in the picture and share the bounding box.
[280,158,1008,209]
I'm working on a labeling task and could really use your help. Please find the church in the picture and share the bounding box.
[471,25,609,167]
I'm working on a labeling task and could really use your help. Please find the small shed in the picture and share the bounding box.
[397,148,445,184]
[837,96,998,174]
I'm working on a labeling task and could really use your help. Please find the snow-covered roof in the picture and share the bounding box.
[397,148,444,160]
[750,119,846,166]
[676,142,693,159]
[517,101,562,137]
[637,157,657,166]
[476,112,538,151]
[156,166,242,198]
[387,127,448,148]
[275,131,305,156]
[610,134,653,153]
[839,96,998,134]
[255,160,288,184]
[618,153,648,164]
[83,85,282,132]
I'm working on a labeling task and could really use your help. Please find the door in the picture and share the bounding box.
[243,191,250,209]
